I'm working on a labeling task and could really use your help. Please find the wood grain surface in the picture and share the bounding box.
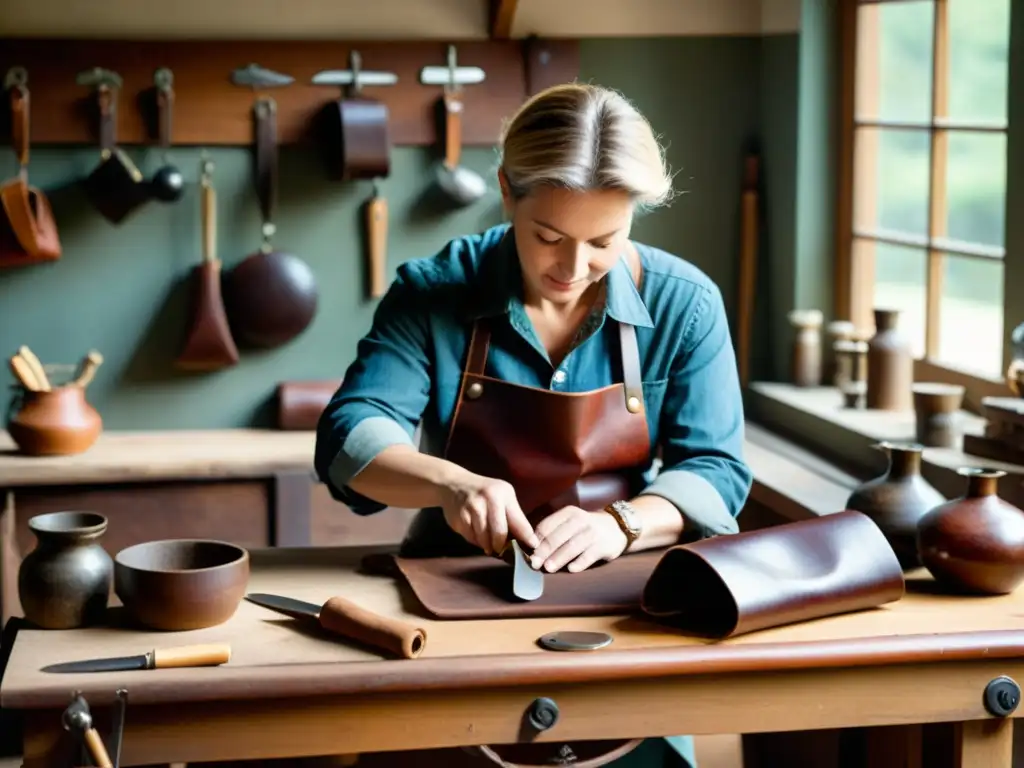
[5,545,1024,709]
[0,38,580,147]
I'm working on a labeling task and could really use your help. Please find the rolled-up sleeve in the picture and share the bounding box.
[314,270,433,514]
[639,282,752,539]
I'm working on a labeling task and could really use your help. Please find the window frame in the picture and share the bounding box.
[834,0,1015,408]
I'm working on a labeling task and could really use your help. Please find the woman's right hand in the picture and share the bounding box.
[440,470,539,556]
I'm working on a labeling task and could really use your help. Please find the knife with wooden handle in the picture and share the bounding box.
[43,643,232,673]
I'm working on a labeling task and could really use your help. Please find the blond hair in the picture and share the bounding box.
[498,83,674,210]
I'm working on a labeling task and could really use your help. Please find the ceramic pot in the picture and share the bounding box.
[7,385,102,456]
[911,382,965,448]
[866,308,913,411]
[845,442,945,569]
[18,511,113,629]
[787,309,823,387]
[917,468,1024,595]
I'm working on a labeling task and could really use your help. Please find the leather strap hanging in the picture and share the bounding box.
[0,72,62,268]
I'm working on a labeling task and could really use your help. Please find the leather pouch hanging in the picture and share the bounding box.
[641,509,906,639]
[81,83,149,224]
[0,74,61,269]
[276,379,342,430]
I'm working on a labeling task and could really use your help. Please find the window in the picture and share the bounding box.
[838,0,1011,381]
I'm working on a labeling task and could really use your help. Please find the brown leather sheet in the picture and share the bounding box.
[391,550,664,619]
[641,509,906,638]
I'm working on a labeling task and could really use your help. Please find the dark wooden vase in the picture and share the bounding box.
[916,468,1024,595]
[845,442,945,569]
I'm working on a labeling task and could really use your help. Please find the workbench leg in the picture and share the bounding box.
[957,719,1013,768]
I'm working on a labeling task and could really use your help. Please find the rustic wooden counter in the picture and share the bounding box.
[4,546,1021,768]
[0,430,315,487]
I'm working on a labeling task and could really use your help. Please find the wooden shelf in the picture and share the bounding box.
[0,38,580,147]
[0,0,800,41]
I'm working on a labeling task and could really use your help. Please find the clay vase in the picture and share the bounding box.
[911,382,965,448]
[18,511,113,629]
[917,468,1024,595]
[787,309,823,387]
[845,442,946,569]
[7,385,102,456]
[866,308,913,411]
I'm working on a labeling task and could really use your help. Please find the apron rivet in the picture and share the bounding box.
[466,382,484,400]
[626,396,641,413]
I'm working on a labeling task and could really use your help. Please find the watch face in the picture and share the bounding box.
[614,502,641,534]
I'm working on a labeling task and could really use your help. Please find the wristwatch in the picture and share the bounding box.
[604,500,642,546]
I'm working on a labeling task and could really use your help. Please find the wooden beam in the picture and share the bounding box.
[491,0,518,39]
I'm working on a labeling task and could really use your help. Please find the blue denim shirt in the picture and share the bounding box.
[314,224,751,539]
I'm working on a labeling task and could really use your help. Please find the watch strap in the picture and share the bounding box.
[604,500,641,544]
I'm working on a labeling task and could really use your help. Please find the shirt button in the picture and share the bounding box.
[552,370,567,385]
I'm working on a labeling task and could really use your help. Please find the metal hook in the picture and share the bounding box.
[76,66,123,91]
[446,45,458,92]
[200,153,214,185]
[154,67,174,92]
[349,50,362,93]
[3,66,27,91]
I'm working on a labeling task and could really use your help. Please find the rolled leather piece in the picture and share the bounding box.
[275,379,341,430]
[641,509,905,639]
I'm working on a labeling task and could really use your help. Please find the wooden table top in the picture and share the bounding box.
[0,429,316,486]
[5,546,1024,710]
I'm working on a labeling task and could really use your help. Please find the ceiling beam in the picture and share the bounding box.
[490,0,518,38]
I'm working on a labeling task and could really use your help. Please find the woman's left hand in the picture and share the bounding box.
[529,506,629,573]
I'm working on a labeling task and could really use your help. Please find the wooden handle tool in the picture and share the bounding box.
[16,346,50,391]
[73,350,104,388]
[83,727,113,768]
[443,92,463,170]
[150,643,232,668]
[8,354,39,390]
[366,186,388,299]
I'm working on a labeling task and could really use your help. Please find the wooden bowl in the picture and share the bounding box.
[114,539,250,630]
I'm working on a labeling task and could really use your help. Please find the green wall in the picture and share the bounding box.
[0,35,801,429]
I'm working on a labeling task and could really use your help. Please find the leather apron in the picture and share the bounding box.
[400,311,652,558]
[400,281,653,768]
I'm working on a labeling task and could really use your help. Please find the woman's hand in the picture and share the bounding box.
[530,507,629,573]
[440,470,539,555]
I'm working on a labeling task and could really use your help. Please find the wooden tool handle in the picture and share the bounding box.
[1008,359,1024,397]
[8,355,39,390]
[736,154,760,387]
[83,727,113,768]
[202,176,217,264]
[16,346,50,391]
[443,92,462,169]
[366,193,388,299]
[152,643,232,668]
[73,350,104,388]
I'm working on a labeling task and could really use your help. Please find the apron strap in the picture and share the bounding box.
[618,322,644,414]
[464,320,492,377]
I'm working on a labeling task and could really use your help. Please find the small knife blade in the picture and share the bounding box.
[43,643,231,674]
[510,540,544,601]
[245,592,323,620]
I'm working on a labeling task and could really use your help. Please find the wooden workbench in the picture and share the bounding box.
[3,546,1021,768]
[0,424,859,624]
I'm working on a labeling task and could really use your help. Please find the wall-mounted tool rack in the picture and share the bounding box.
[0,37,579,147]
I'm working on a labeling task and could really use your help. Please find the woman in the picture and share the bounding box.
[315,82,752,767]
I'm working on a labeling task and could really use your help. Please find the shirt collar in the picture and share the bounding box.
[463,226,654,329]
